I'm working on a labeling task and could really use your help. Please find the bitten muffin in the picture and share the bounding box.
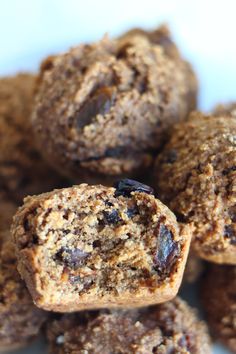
[47,297,211,354]
[201,265,236,353]
[12,180,191,312]
[32,26,197,183]
[154,112,236,264]
[0,236,47,351]
[0,74,65,204]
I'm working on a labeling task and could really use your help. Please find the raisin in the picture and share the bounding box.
[103,209,121,224]
[55,247,89,268]
[105,146,127,158]
[175,212,186,223]
[69,275,93,289]
[164,149,177,164]
[178,333,193,350]
[229,207,236,222]
[224,225,236,244]
[154,224,179,273]
[114,179,154,197]
[137,76,148,94]
[77,86,115,129]
[23,218,30,231]
[222,166,236,175]
[32,234,39,244]
[105,200,114,207]
[117,43,132,59]
[92,240,101,248]
[126,206,139,218]
[40,55,55,73]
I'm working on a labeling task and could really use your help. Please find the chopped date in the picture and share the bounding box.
[103,209,121,225]
[114,179,154,197]
[224,225,236,245]
[77,86,115,129]
[154,224,179,273]
[55,247,90,268]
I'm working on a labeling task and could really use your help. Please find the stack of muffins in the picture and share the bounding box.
[0,25,235,353]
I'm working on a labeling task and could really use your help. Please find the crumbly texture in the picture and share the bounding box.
[154,112,236,264]
[0,74,65,204]
[183,252,203,283]
[12,181,191,312]
[120,25,197,112]
[47,297,211,354]
[201,265,236,353]
[32,26,197,183]
[0,235,47,351]
[213,102,236,118]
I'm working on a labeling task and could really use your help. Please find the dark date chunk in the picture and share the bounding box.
[114,179,154,197]
[56,247,89,268]
[222,165,236,175]
[69,275,93,290]
[93,240,101,248]
[104,146,127,158]
[126,206,139,218]
[103,209,121,225]
[163,149,177,164]
[117,43,132,59]
[154,224,179,273]
[40,55,55,73]
[178,333,194,351]
[229,207,236,222]
[77,86,115,129]
[224,225,236,245]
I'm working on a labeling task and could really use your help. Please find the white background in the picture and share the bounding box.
[0,1,234,353]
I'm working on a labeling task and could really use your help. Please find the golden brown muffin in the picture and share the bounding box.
[154,112,236,264]
[12,180,191,312]
[201,264,236,353]
[32,27,197,184]
[47,298,211,354]
[0,74,66,204]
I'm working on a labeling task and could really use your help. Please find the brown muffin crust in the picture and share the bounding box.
[120,24,197,112]
[213,102,236,118]
[32,27,197,183]
[47,297,211,354]
[11,181,191,312]
[154,112,236,264]
[0,74,65,204]
[201,264,236,353]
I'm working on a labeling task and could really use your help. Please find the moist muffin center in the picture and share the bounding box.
[22,187,180,296]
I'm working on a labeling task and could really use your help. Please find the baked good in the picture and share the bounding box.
[12,180,191,312]
[0,199,17,233]
[213,102,236,117]
[0,236,47,351]
[120,24,197,112]
[32,27,197,183]
[0,74,65,204]
[183,252,203,283]
[0,192,47,351]
[201,264,236,353]
[154,112,236,264]
[47,297,211,354]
